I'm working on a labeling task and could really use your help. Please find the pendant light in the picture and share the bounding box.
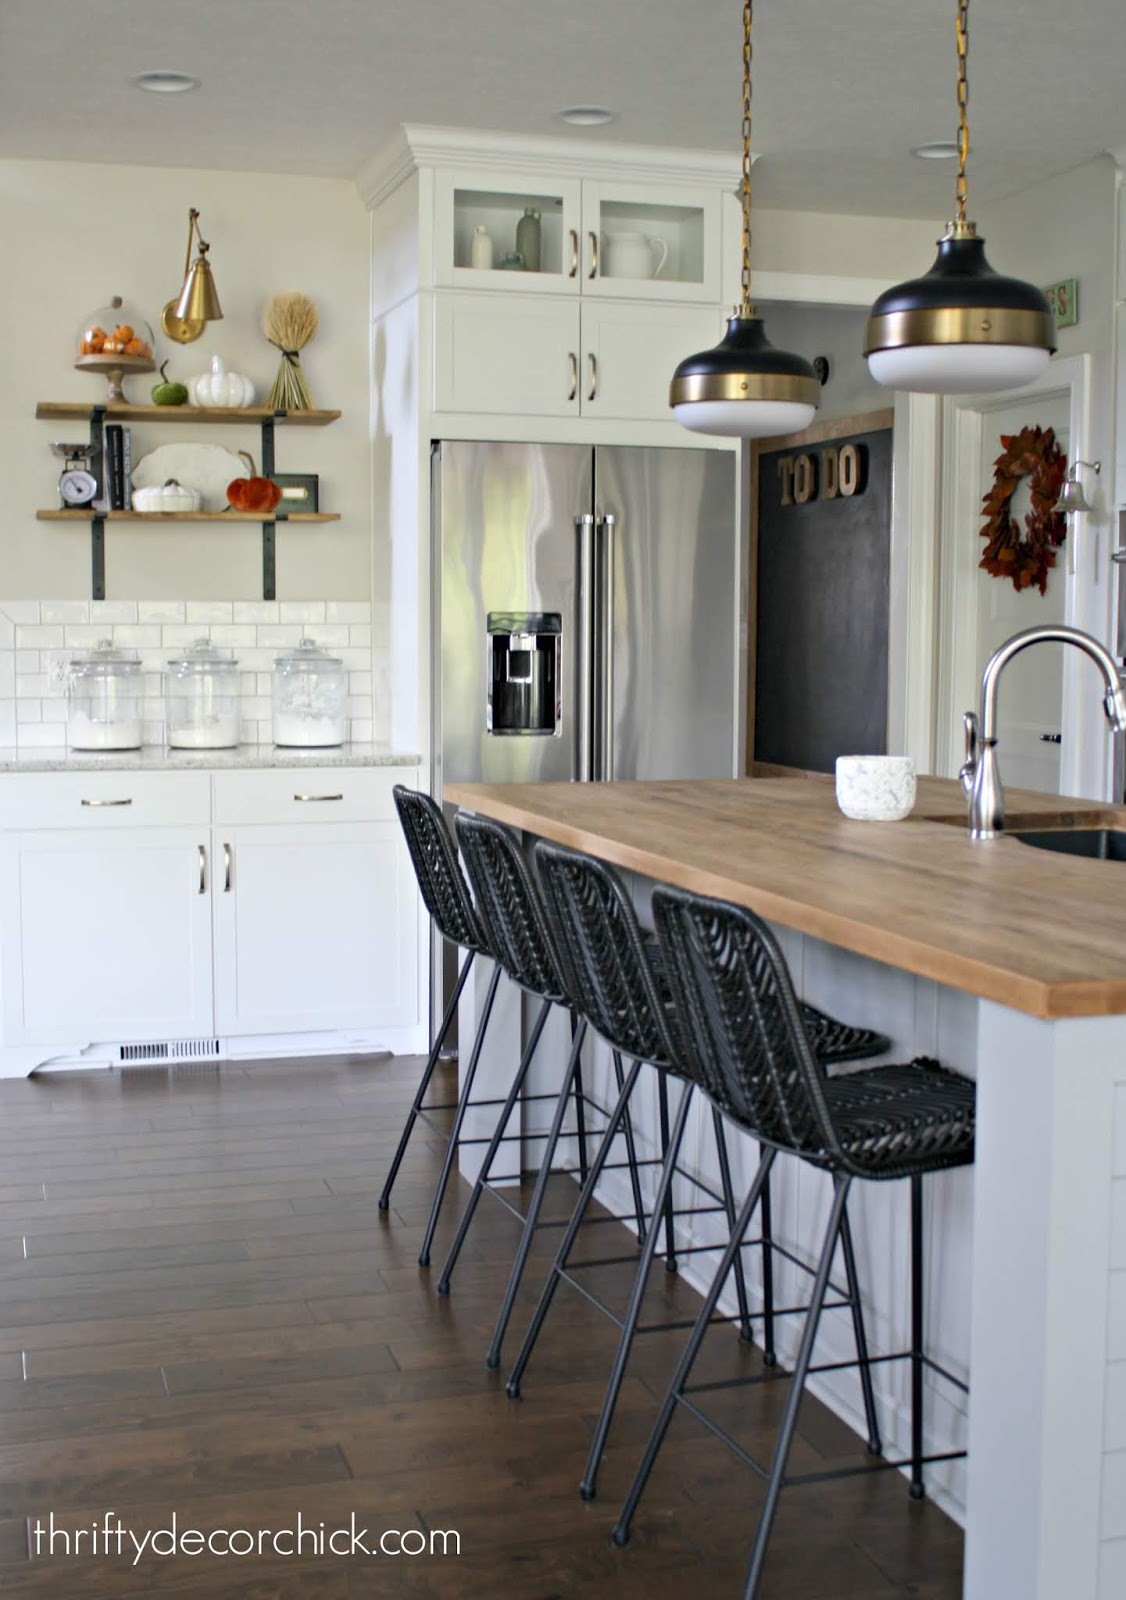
[670,0,818,438]
[864,0,1055,394]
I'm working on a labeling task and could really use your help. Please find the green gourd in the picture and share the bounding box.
[151,362,189,407]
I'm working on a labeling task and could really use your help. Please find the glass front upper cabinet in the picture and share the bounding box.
[434,173,721,302]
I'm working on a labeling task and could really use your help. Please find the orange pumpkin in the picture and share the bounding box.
[227,476,282,515]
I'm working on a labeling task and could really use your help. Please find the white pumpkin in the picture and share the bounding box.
[189,356,255,409]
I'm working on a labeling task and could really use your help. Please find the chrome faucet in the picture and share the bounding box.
[960,624,1126,839]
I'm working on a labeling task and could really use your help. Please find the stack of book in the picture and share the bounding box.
[100,422,132,511]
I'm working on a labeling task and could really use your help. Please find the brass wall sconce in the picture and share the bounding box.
[161,208,223,344]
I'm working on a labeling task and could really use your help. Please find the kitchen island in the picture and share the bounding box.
[444,774,1126,1600]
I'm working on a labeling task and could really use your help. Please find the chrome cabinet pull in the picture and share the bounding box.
[567,352,578,401]
[1039,732,1063,744]
[223,841,232,892]
[81,797,132,807]
[568,228,579,278]
[587,352,598,401]
[294,793,344,803]
[198,845,207,895]
[587,230,598,279]
[575,514,596,783]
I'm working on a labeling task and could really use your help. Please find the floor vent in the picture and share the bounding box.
[118,1038,222,1064]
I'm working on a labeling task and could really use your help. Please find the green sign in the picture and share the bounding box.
[1042,278,1078,329]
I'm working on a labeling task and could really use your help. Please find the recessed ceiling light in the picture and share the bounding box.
[911,140,963,160]
[556,106,618,128]
[132,70,200,94]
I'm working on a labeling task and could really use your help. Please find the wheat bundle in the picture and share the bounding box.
[263,292,319,411]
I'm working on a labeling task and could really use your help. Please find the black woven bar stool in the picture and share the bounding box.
[438,811,652,1370]
[383,786,503,1267]
[612,885,975,1600]
[506,840,889,1503]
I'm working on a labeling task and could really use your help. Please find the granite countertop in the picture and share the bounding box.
[0,744,421,773]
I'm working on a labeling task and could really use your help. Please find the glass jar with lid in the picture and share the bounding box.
[74,295,156,401]
[165,639,241,749]
[66,641,144,751]
[271,637,346,747]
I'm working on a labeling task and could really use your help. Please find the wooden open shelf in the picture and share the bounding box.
[36,403,341,426]
[37,509,340,523]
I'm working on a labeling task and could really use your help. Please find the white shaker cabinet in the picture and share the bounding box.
[0,826,214,1047]
[211,823,415,1035]
[434,296,723,423]
[0,762,422,1075]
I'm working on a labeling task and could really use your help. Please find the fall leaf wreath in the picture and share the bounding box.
[978,425,1068,595]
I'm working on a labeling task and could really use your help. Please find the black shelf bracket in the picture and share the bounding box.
[262,522,276,601]
[89,405,106,599]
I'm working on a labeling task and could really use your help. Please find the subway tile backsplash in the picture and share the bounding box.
[0,601,383,750]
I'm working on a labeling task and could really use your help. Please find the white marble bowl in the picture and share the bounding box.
[835,755,916,821]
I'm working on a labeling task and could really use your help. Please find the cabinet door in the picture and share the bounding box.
[434,295,581,417]
[212,822,417,1035]
[580,180,722,302]
[0,828,214,1046]
[581,302,725,422]
[433,170,582,292]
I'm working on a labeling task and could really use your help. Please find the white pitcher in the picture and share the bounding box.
[602,231,669,280]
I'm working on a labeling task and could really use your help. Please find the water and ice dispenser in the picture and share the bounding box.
[486,612,561,735]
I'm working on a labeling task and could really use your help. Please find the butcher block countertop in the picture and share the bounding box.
[443,774,1126,1021]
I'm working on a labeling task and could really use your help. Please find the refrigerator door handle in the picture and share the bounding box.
[596,513,617,782]
[575,514,596,782]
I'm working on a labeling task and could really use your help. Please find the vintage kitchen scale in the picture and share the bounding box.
[50,441,100,509]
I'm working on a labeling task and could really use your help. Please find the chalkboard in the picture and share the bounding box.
[753,413,893,773]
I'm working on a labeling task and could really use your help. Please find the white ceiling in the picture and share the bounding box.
[3,0,1125,216]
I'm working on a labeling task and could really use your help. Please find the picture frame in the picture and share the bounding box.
[271,472,320,515]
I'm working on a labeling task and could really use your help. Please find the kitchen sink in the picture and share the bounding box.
[1009,828,1126,862]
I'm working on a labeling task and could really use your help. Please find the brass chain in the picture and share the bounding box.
[741,0,753,311]
[955,0,970,223]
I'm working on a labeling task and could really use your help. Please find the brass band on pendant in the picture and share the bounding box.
[669,370,821,407]
[863,304,1057,356]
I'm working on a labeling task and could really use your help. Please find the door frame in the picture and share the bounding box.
[934,354,1103,796]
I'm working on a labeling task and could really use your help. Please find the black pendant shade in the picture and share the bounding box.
[670,315,820,437]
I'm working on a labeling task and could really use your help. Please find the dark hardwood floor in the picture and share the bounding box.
[0,1053,963,1598]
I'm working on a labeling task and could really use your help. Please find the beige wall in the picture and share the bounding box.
[1,159,372,601]
[753,207,945,280]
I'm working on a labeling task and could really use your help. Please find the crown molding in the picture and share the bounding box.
[356,123,745,209]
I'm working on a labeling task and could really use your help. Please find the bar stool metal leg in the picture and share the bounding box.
[613,1145,777,1545]
[435,995,554,1294]
[909,1172,925,1499]
[417,961,501,1268]
[838,1200,883,1455]
[759,1162,777,1365]
[613,1049,647,1243]
[379,948,474,1213]
[657,1073,678,1275]
[506,1057,644,1401]
[712,1108,754,1344]
[485,1018,589,1369]
[740,1177,851,1600]
[581,1079,694,1502]
[571,1041,590,1186]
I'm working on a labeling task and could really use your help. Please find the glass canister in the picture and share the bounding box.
[66,641,144,750]
[271,638,346,747]
[165,639,241,749]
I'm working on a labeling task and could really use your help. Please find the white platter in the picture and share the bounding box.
[131,443,250,514]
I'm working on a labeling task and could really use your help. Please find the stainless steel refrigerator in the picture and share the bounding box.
[432,441,739,793]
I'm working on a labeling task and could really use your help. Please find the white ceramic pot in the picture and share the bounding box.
[835,755,916,821]
[132,479,202,513]
[602,231,669,280]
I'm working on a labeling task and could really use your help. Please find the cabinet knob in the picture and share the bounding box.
[587,231,598,280]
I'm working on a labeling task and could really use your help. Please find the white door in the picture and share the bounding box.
[212,822,417,1034]
[0,828,214,1045]
[580,302,723,422]
[938,355,1105,798]
[433,295,581,417]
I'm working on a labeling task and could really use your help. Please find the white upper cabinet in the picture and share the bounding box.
[433,169,722,304]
